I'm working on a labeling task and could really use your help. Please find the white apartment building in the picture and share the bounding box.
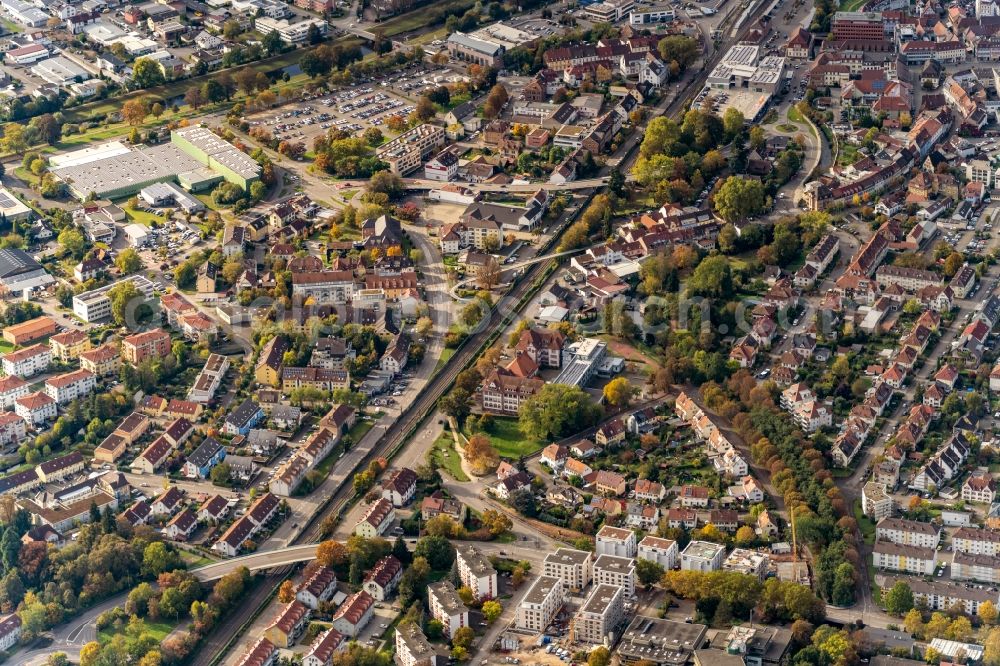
[574,584,625,645]
[872,542,936,575]
[515,576,564,632]
[967,158,994,188]
[1,344,51,378]
[596,525,637,558]
[637,536,678,570]
[44,369,96,405]
[593,554,637,598]
[543,548,593,592]
[428,581,468,638]
[954,527,1000,556]
[862,482,893,521]
[394,622,434,666]
[952,552,1000,584]
[375,124,446,176]
[875,517,941,548]
[254,16,327,43]
[456,544,498,601]
[15,392,57,426]
[722,548,769,580]
[680,541,725,572]
[0,376,29,410]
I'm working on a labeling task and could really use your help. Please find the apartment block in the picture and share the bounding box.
[593,554,637,598]
[574,584,625,645]
[543,548,593,592]
[428,581,467,638]
[596,525,637,558]
[456,544,498,601]
[954,527,1000,556]
[375,124,446,176]
[638,536,678,570]
[680,541,725,572]
[875,517,941,548]
[515,576,564,632]
[872,542,936,575]
[122,329,172,365]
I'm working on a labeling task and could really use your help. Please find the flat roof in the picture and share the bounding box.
[618,616,708,665]
[523,575,562,605]
[52,143,204,198]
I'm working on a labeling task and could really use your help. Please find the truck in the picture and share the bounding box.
[701,6,717,14]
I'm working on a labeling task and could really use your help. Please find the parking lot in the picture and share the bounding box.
[246,65,461,146]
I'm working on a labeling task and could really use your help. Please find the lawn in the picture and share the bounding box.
[0,340,13,354]
[481,417,542,460]
[853,499,875,545]
[122,203,166,227]
[837,143,860,167]
[99,619,173,644]
[433,347,456,375]
[181,550,217,568]
[431,433,469,482]
[840,0,868,10]
[376,0,476,36]
[787,106,806,124]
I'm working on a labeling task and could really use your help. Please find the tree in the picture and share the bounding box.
[58,227,86,257]
[464,433,499,475]
[452,626,475,649]
[714,176,767,225]
[636,558,665,588]
[943,252,965,278]
[236,68,259,96]
[480,509,512,537]
[519,384,602,440]
[903,608,924,637]
[115,247,143,274]
[250,181,267,201]
[602,377,635,408]
[317,540,348,567]
[108,280,145,327]
[413,96,436,122]
[482,599,502,623]
[884,581,914,616]
[588,647,611,666]
[982,601,999,626]
[984,627,1000,665]
[735,526,756,545]
[0,123,28,154]
[368,170,404,199]
[202,79,226,104]
[477,256,501,291]
[947,616,973,641]
[687,255,733,299]
[210,462,231,486]
[723,107,745,140]
[657,36,699,71]
[142,542,173,576]
[278,579,295,603]
[223,19,242,39]
[132,58,165,89]
[924,647,941,664]
[185,86,205,110]
[415,317,433,338]
[414,535,455,570]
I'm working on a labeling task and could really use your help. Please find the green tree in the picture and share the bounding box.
[588,647,611,666]
[132,58,165,89]
[687,255,733,298]
[713,176,767,225]
[519,384,602,440]
[108,280,145,327]
[636,558,665,588]
[414,535,455,570]
[115,247,143,274]
[884,581,914,616]
[722,107,744,140]
[482,600,503,623]
[58,227,86,257]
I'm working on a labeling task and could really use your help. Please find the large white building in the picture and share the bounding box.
[593,554,637,598]
[680,541,725,572]
[862,482,893,521]
[954,527,1000,556]
[515,576,564,632]
[637,536,678,570]
[456,544,498,601]
[254,16,327,43]
[872,542,936,575]
[427,581,467,638]
[44,369,96,405]
[574,584,625,645]
[875,517,941,549]
[596,525,637,558]
[73,276,155,323]
[395,622,434,666]
[542,548,593,592]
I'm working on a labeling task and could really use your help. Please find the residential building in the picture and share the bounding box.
[543,548,593,592]
[428,581,468,638]
[638,535,678,570]
[1,344,51,378]
[122,329,171,365]
[44,369,96,405]
[596,525,637,557]
[456,544,498,600]
[296,566,338,610]
[862,482,893,520]
[680,541,725,572]
[363,555,403,602]
[875,517,941,548]
[872,542,936,574]
[574,584,625,645]
[395,622,434,666]
[593,554,636,597]
[515,576,564,632]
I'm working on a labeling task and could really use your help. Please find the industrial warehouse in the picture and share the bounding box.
[49,126,261,200]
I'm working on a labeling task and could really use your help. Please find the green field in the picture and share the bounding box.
[123,203,167,227]
[481,417,542,459]
[787,106,806,124]
[0,340,13,354]
[181,550,217,568]
[99,619,173,644]
[433,347,456,375]
[377,0,476,36]
[431,433,469,482]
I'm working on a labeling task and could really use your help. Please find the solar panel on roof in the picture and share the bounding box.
[0,193,18,208]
